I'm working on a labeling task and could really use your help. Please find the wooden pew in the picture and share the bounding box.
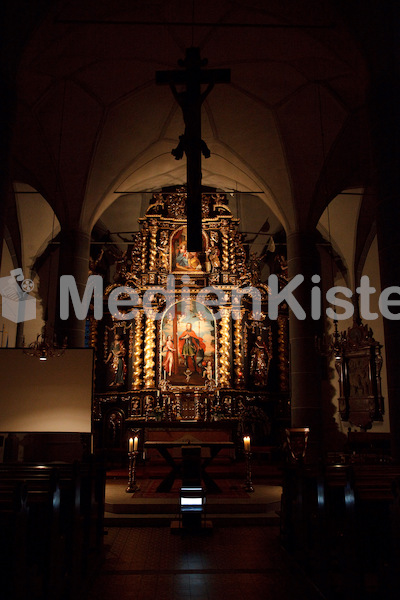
[0,460,105,600]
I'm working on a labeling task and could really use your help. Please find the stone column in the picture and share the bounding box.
[369,75,400,461]
[0,77,16,267]
[57,228,90,347]
[287,231,323,462]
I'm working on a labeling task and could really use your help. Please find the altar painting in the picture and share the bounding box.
[171,226,207,272]
[161,300,216,387]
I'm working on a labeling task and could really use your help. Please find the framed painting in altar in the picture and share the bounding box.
[160,300,216,387]
[170,226,208,272]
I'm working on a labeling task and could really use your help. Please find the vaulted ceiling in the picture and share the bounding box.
[9,0,371,241]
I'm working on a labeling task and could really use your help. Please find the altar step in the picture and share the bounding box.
[104,481,282,527]
[104,512,280,527]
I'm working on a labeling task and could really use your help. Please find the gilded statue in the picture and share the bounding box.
[106,334,127,386]
[250,334,271,388]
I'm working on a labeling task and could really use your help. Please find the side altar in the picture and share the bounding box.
[89,189,290,455]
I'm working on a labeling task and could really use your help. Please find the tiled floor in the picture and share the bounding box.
[84,526,325,600]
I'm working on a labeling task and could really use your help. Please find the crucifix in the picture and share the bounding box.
[156,48,230,251]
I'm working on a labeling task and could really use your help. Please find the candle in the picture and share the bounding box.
[134,436,138,451]
[129,437,133,452]
[243,436,251,452]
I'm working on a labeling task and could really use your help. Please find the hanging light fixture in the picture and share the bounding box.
[23,327,67,361]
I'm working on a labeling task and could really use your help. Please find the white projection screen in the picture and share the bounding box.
[0,348,94,433]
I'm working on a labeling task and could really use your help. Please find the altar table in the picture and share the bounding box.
[144,440,235,493]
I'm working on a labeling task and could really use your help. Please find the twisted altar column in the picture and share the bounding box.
[141,225,149,274]
[143,315,156,388]
[233,310,245,387]
[219,308,231,388]
[220,221,230,272]
[148,222,158,271]
[132,310,143,390]
[229,224,237,275]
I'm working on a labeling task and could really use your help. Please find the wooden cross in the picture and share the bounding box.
[156,48,230,251]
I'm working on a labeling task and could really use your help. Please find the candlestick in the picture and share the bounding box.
[126,450,140,493]
[243,449,254,493]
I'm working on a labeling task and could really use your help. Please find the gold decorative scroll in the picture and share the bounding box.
[277,314,289,392]
[128,321,134,358]
[89,316,98,350]
[233,311,244,387]
[103,326,109,361]
[144,315,156,388]
[132,311,143,389]
[219,308,231,387]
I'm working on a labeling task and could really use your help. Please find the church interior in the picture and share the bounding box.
[1,1,400,599]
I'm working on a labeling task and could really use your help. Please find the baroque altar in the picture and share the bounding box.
[89,189,290,451]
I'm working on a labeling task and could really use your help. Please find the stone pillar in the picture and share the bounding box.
[287,231,323,462]
[369,75,400,461]
[0,77,16,267]
[57,228,90,347]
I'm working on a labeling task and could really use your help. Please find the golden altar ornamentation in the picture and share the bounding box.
[91,188,289,435]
